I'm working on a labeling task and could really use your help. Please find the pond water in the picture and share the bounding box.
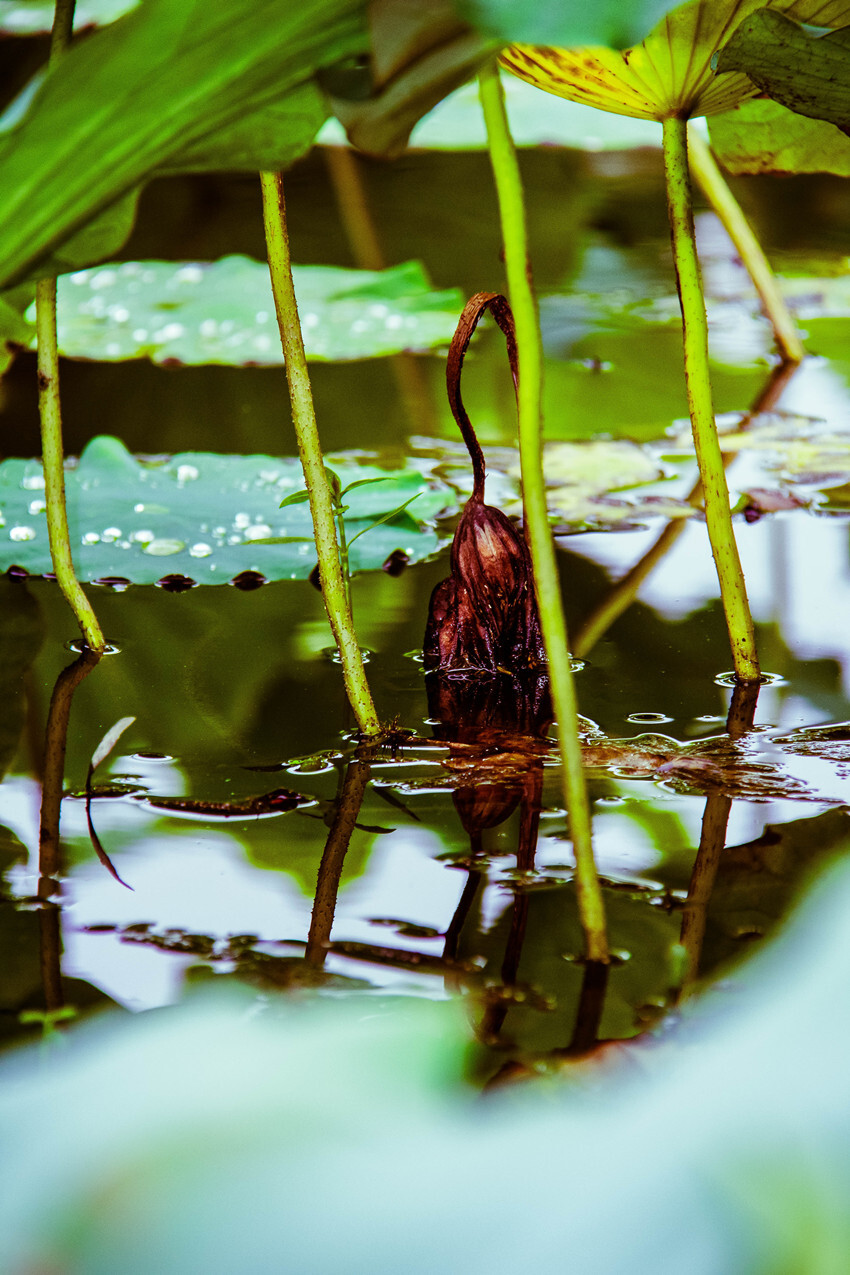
[1,144,850,1080]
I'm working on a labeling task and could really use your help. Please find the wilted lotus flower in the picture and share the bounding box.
[423,292,546,676]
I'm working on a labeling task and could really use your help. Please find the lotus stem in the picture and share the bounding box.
[478,63,607,963]
[36,0,105,653]
[260,170,380,737]
[662,116,759,685]
[688,126,804,365]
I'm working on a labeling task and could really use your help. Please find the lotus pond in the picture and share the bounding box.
[2,130,850,1082]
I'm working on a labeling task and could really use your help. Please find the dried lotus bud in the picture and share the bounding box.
[424,292,546,676]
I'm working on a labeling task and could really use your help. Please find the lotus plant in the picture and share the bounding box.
[499,0,850,683]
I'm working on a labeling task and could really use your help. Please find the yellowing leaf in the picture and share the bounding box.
[501,0,850,122]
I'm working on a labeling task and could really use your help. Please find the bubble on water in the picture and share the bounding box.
[21,474,46,490]
[9,526,35,541]
[189,543,212,558]
[253,334,272,351]
[28,499,46,515]
[385,314,403,330]
[176,464,199,483]
[244,525,272,541]
[351,319,369,334]
[199,319,217,338]
[133,503,146,513]
[70,270,90,285]
[176,265,204,284]
[369,303,389,319]
[105,342,122,357]
[129,529,155,544]
[101,527,122,541]
[628,712,673,725]
[143,538,185,556]
[81,532,101,545]
[108,305,130,322]
[212,525,227,537]
[132,328,148,342]
[302,313,319,329]
[255,310,269,324]
[233,513,251,529]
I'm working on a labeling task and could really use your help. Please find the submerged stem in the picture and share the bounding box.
[478,64,607,962]
[688,127,804,366]
[662,116,759,685]
[260,170,380,737]
[36,0,105,653]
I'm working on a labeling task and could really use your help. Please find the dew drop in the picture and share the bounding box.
[143,538,185,557]
[176,265,204,284]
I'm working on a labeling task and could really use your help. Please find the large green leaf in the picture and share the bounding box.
[708,96,850,174]
[24,258,464,365]
[455,0,672,49]
[0,437,449,584]
[715,10,850,133]
[0,0,367,288]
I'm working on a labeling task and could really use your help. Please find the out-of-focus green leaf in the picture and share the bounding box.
[455,0,671,50]
[709,97,850,174]
[0,0,367,287]
[0,436,449,585]
[30,258,464,366]
[329,0,498,156]
[715,10,850,134]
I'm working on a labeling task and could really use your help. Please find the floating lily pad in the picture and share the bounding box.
[25,259,464,366]
[0,437,451,585]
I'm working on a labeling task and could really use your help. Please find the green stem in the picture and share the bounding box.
[260,171,380,737]
[688,127,804,366]
[662,116,759,685]
[479,64,607,963]
[36,0,105,654]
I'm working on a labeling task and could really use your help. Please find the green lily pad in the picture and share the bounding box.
[0,437,450,585]
[25,259,464,366]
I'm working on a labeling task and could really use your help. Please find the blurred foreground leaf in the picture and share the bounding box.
[3,861,850,1269]
[0,0,367,287]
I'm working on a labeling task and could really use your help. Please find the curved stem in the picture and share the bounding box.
[36,0,105,653]
[260,170,380,737]
[688,127,804,365]
[478,64,607,962]
[662,116,759,685]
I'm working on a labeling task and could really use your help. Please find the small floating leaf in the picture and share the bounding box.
[30,258,464,366]
[0,437,449,584]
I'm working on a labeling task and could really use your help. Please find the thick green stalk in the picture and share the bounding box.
[688,127,804,366]
[260,170,379,737]
[662,116,759,684]
[36,0,105,653]
[478,64,607,963]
